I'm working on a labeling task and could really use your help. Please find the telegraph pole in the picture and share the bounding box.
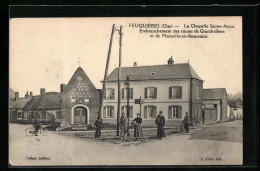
[117,25,123,136]
[99,24,115,120]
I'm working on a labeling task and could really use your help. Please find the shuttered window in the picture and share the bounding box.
[168,106,182,119]
[144,105,157,118]
[144,87,157,99]
[169,86,182,99]
[121,106,133,118]
[104,88,115,100]
[103,106,114,118]
[122,88,133,99]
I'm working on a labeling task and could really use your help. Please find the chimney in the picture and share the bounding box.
[167,56,174,64]
[30,92,33,96]
[40,88,45,95]
[133,62,137,67]
[60,84,66,93]
[15,92,19,100]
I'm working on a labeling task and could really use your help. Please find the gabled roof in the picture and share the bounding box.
[62,67,97,93]
[10,97,32,109]
[105,63,202,82]
[23,92,61,110]
[202,88,227,100]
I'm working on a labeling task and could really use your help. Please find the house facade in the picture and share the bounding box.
[60,67,100,129]
[202,88,228,123]
[9,92,32,123]
[102,57,204,127]
[23,91,61,123]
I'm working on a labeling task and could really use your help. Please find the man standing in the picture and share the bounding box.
[120,113,127,140]
[183,112,189,133]
[94,118,103,138]
[155,111,166,139]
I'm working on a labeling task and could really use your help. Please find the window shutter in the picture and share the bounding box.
[103,106,106,118]
[180,87,182,99]
[122,88,124,99]
[168,106,172,119]
[103,89,106,99]
[130,106,133,118]
[178,106,182,119]
[169,87,172,99]
[144,88,147,99]
[154,87,157,99]
[112,89,115,99]
[121,106,124,114]
[111,106,114,118]
[144,106,147,118]
[130,88,133,99]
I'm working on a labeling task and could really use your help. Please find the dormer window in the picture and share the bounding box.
[128,73,133,77]
[151,72,156,76]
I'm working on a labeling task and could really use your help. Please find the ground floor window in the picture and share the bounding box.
[121,106,133,118]
[56,111,62,119]
[144,105,157,118]
[168,106,182,119]
[103,106,114,118]
[17,112,23,119]
[42,111,46,119]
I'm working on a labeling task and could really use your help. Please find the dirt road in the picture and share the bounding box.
[9,120,242,166]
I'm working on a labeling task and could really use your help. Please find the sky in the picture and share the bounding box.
[10,17,242,96]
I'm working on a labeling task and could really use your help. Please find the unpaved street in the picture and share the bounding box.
[9,120,242,166]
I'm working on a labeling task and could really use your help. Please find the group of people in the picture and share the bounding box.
[93,111,190,140]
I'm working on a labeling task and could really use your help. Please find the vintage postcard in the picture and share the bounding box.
[9,17,243,166]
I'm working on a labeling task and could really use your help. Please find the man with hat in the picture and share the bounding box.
[155,111,166,139]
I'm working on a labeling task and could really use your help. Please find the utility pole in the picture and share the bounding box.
[98,24,115,120]
[117,25,122,136]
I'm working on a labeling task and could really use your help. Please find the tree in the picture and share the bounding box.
[227,91,243,108]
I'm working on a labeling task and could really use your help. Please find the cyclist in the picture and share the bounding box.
[33,118,41,136]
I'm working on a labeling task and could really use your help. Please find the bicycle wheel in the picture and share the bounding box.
[25,127,34,136]
[40,128,48,136]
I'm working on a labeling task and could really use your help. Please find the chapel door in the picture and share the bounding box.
[74,107,87,124]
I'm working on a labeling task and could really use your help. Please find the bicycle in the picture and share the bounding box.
[25,124,48,136]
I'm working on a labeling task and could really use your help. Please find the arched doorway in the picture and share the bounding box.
[71,105,89,125]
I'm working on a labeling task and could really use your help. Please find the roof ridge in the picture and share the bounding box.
[115,63,189,69]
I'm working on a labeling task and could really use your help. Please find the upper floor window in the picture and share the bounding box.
[121,88,133,99]
[196,87,199,99]
[214,104,217,108]
[104,88,115,100]
[103,106,114,118]
[121,106,133,118]
[144,105,157,118]
[168,105,182,119]
[145,87,157,99]
[169,86,182,99]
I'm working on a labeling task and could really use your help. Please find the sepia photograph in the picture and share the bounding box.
[9,16,243,166]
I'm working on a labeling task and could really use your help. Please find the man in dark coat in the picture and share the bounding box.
[183,112,189,133]
[94,118,103,138]
[155,111,166,139]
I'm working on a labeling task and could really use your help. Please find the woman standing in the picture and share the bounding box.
[131,113,143,139]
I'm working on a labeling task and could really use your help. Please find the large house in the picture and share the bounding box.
[102,57,204,127]
[202,88,228,123]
